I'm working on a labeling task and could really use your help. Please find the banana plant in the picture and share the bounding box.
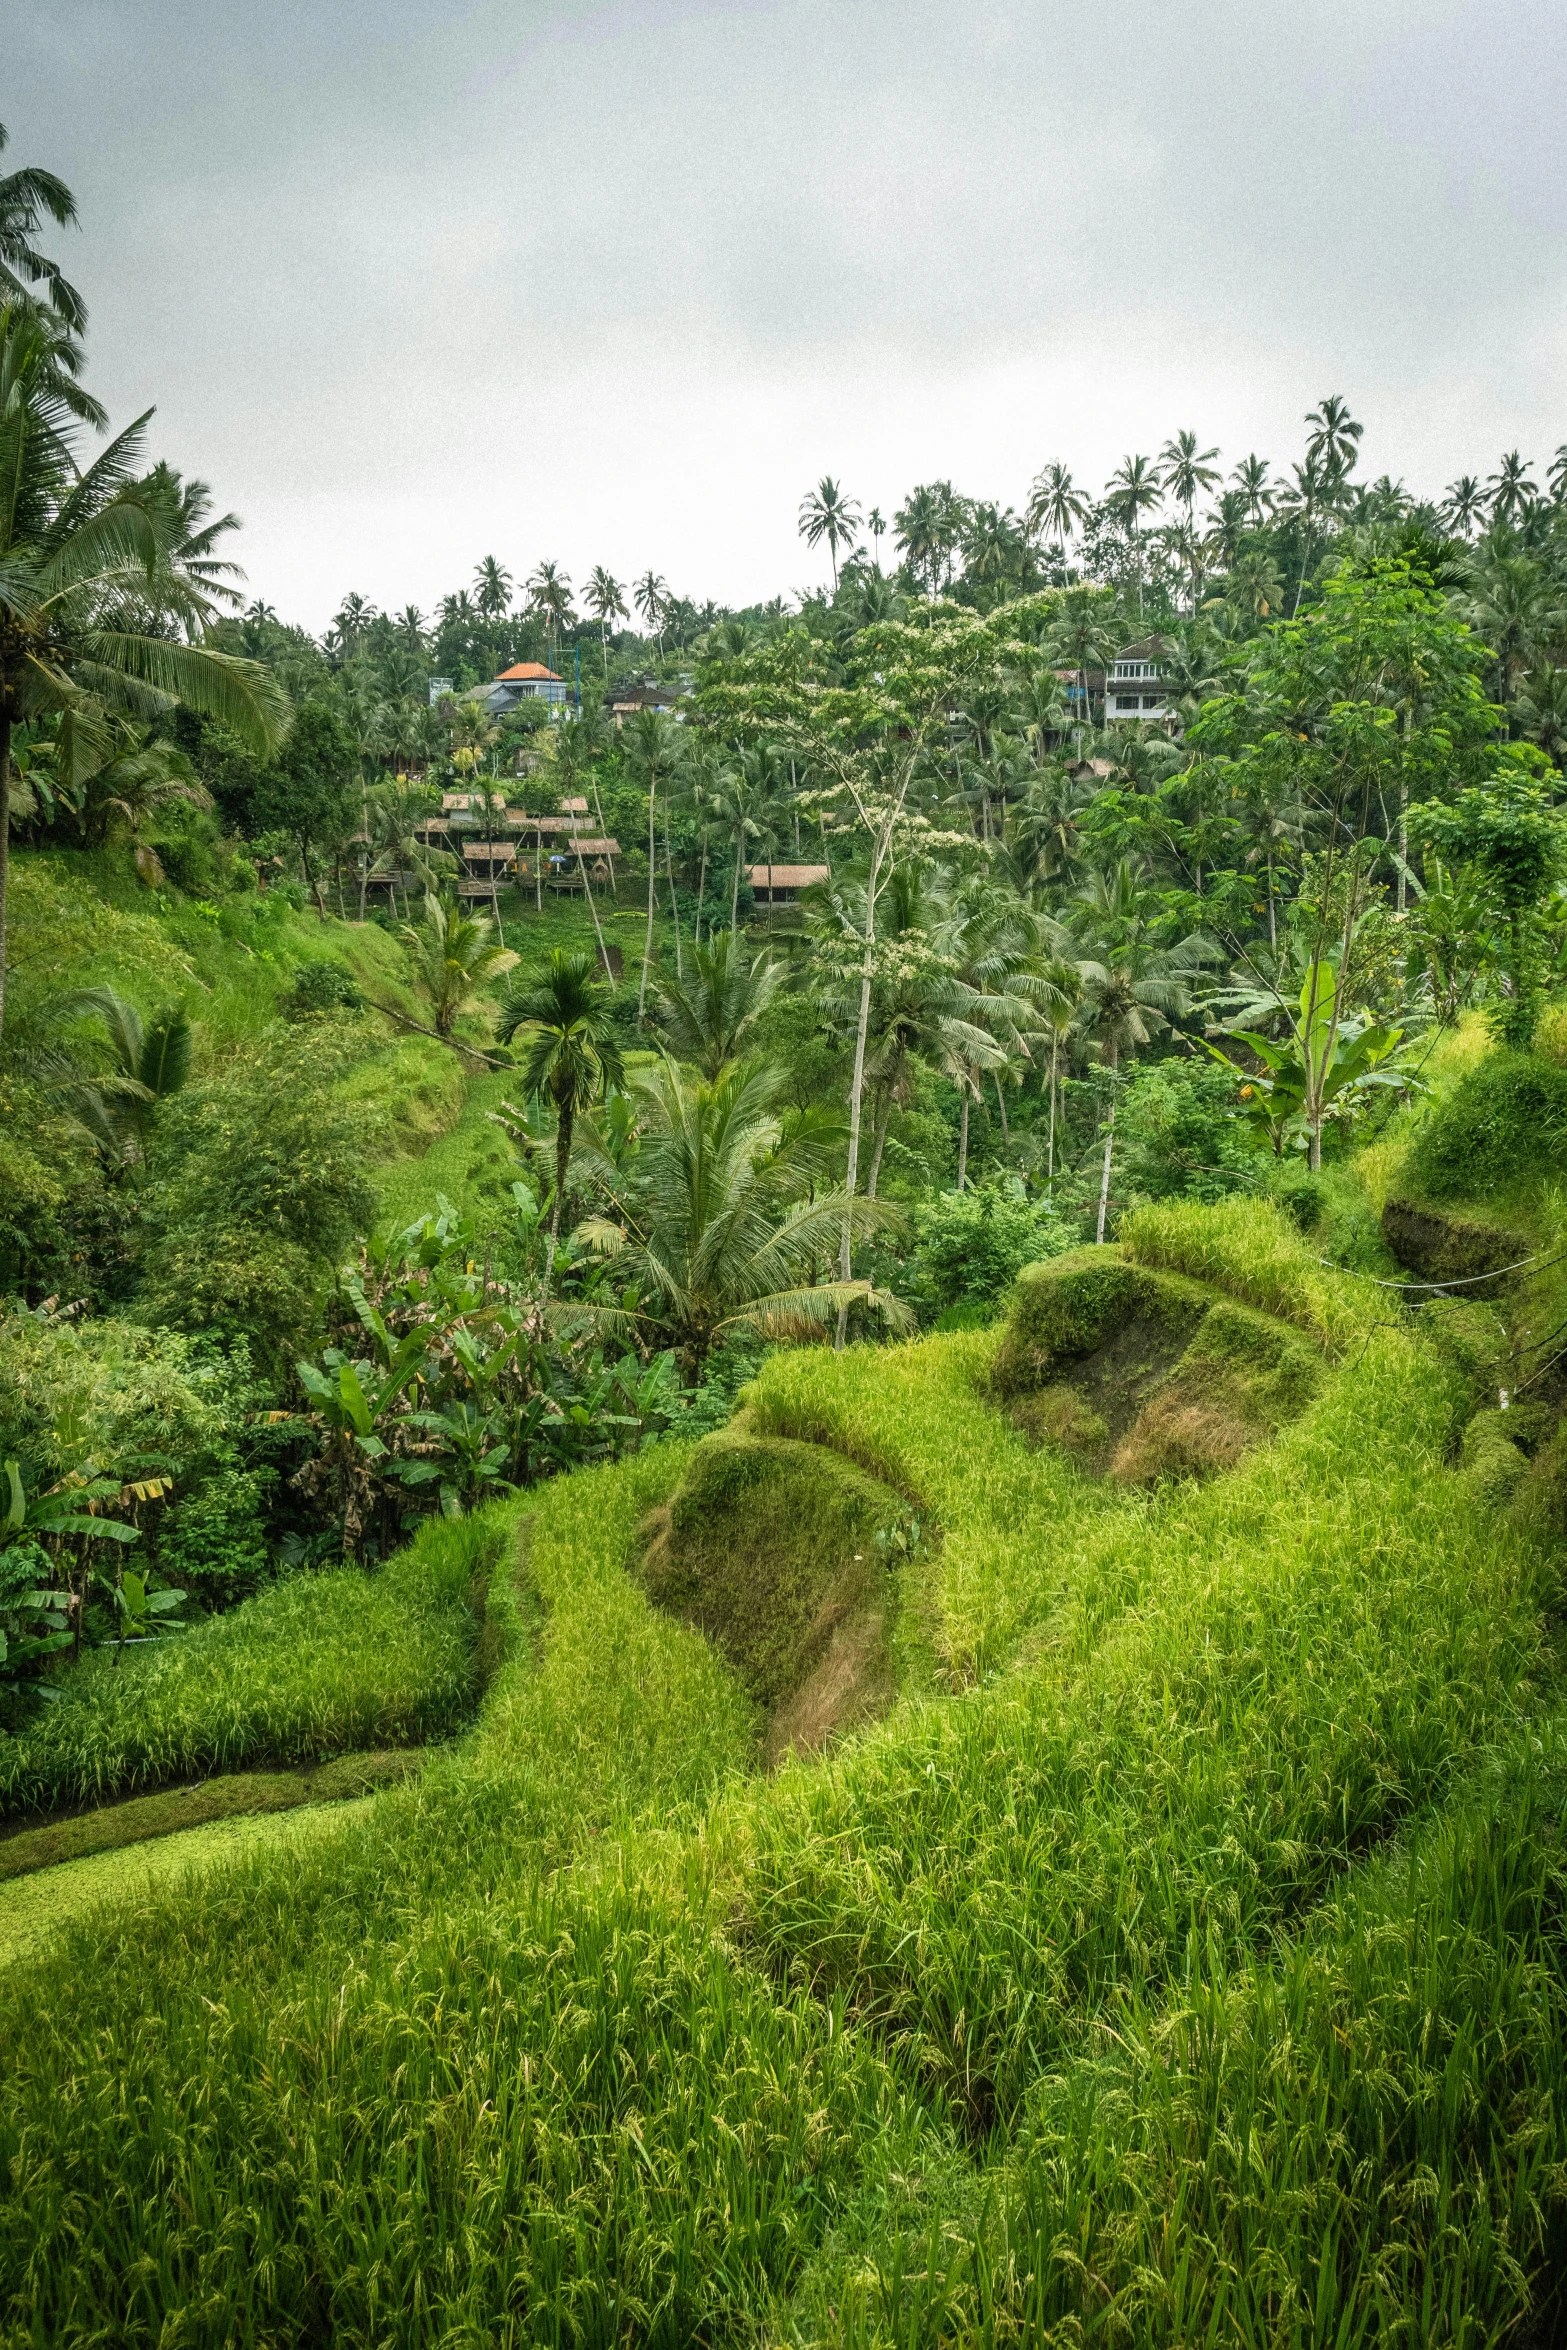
[1207,959,1414,1163]
[109,1568,187,1664]
[1,1456,143,1671]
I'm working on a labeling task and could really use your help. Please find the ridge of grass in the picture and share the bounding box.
[0,1506,510,1818]
[0,1749,422,1881]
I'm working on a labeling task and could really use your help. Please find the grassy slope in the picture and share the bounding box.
[0,1507,508,1816]
[2,1050,1565,2339]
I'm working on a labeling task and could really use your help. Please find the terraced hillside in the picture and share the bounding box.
[2,1182,1564,2346]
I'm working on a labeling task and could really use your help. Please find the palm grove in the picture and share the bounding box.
[3,117,1566,1692]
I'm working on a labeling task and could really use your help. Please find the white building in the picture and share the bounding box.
[1104,638,1177,724]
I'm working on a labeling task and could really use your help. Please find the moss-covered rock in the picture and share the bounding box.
[992,1249,1319,1486]
[641,1423,909,1761]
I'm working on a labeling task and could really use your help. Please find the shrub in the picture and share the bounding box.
[905,1180,1077,1315]
[282,959,362,1020]
[156,1465,274,1610]
[1403,1050,1567,1202]
[1114,1055,1258,1204]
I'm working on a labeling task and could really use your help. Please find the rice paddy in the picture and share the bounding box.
[1,1203,1564,2344]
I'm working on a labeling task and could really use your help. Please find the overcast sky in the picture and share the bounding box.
[8,0,1566,629]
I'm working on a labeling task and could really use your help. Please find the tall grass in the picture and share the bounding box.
[786,1710,1567,2347]
[741,1318,1550,2121]
[0,1508,505,1816]
[1,1211,1564,2341]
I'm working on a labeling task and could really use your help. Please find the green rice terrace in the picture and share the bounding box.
[5,136,1567,2334]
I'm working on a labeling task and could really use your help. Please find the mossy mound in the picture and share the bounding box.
[641,1423,909,1764]
[993,1247,1320,1485]
[1403,1052,1567,1203]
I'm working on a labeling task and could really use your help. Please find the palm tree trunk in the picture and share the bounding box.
[731,832,742,931]
[545,1100,572,1297]
[694,842,707,948]
[577,850,614,983]
[993,1071,1009,1147]
[866,1085,894,1200]
[1047,1031,1059,1182]
[957,1088,970,1191]
[1096,1048,1119,1243]
[663,795,682,980]
[638,779,658,1019]
[835,889,878,1351]
[0,709,11,1047]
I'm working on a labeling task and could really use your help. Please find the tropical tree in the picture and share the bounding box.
[623,707,685,1015]
[474,555,513,619]
[634,570,669,650]
[1063,859,1214,1239]
[1442,476,1487,537]
[528,561,574,668]
[585,565,629,674]
[1487,452,1537,527]
[496,948,625,1291]
[1105,453,1164,601]
[1304,394,1364,490]
[652,926,786,1079]
[585,1056,902,1381]
[1230,453,1273,525]
[399,894,518,1045]
[1160,430,1221,520]
[1026,463,1090,552]
[35,983,191,1174]
[0,304,288,1043]
[798,475,862,591]
[0,122,86,333]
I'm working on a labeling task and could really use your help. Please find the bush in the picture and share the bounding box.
[1403,1050,1567,1202]
[1114,1055,1258,1205]
[282,959,362,1020]
[156,1466,274,1610]
[905,1180,1077,1315]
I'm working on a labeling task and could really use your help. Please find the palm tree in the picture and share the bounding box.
[395,604,426,650]
[34,983,191,1174]
[1442,476,1486,537]
[652,927,786,1078]
[1046,591,1118,741]
[1515,666,1567,767]
[1230,453,1273,525]
[894,484,944,599]
[1025,463,1090,552]
[1063,860,1214,1241]
[634,570,669,651]
[1548,446,1567,506]
[496,948,625,1291]
[0,123,87,334]
[1487,452,1537,527]
[585,565,629,675]
[1304,394,1363,488]
[1462,553,1561,704]
[866,506,887,561]
[623,707,685,1016]
[798,475,862,591]
[399,893,518,1044]
[474,555,513,619]
[528,561,574,669]
[0,305,287,1044]
[71,717,213,855]
[1105,454,1164,605]
[586,1056,901,1381]
[1160,430,1221,521]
